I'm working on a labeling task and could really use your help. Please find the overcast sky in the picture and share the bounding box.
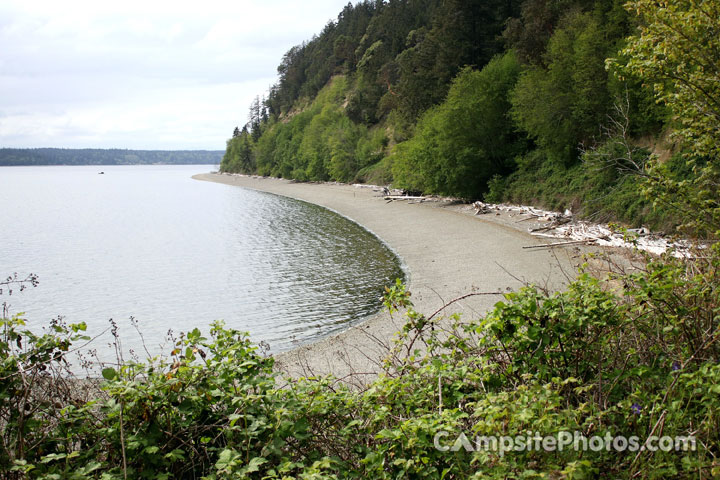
[0,0,353,150]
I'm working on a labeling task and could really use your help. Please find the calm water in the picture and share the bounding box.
[0,165,403,364]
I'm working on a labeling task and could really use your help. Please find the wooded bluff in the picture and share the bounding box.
[220,0,693,231]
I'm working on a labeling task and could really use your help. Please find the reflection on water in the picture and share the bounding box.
[0,165,404,363]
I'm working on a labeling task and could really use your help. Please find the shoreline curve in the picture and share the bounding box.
[194,172,584,381]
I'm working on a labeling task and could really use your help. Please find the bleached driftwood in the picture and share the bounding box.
[523,239,598,249]
[470,200,693,257]
[384,195,428,200]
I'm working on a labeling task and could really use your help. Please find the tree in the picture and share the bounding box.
[248,96,262,142]
[503,0,559,65]
[612,0,720,236]
[221,130,255,174]
[511,11,613,161]
[618,0,720,160]
[392,52,524,197]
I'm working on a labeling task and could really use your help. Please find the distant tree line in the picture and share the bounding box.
[221,0,711,230]
[0,148,223,166]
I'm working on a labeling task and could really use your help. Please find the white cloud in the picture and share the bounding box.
[0,0,352,149]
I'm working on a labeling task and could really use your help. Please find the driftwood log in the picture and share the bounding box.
[384,195,428,200]
[523,239,598,249]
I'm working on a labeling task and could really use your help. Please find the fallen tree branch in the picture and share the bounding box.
[384,195,428,200]
[523,239,598,249]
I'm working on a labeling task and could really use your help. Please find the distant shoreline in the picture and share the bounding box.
[0,148,223,166]
[194,172,586,380]
[0,163,220,166]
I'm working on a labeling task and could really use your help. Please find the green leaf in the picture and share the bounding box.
[40,452,67,463]
[243,456,267,474]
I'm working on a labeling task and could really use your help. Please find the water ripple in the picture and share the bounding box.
[0,166,404,364]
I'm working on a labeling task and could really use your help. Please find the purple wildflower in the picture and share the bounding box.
[631,403,642,415]
[672,361,681,371]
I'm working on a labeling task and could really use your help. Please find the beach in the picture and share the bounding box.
[193,173,588,381]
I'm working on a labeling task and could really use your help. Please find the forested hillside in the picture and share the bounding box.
[0,148,223,166]
[221,0,693,229]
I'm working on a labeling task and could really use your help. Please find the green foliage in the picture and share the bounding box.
[225,0,525,189]
[221,130,255,173]
[611,0,720,237]
[392,53,523,197]
[2,318,304,479]
[299,105,342,181]
[510,11,614,161]
[225,77,389,184]
[90,323,280,479]
[220,0,717,235]
[221,0,696,233]
[616,0,720,162]
[0,313,91,470]
[503,0,568,65]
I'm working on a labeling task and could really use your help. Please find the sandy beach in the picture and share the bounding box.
[193,173,589,381]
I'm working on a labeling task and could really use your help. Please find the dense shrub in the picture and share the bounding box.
[391,53,523,197]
